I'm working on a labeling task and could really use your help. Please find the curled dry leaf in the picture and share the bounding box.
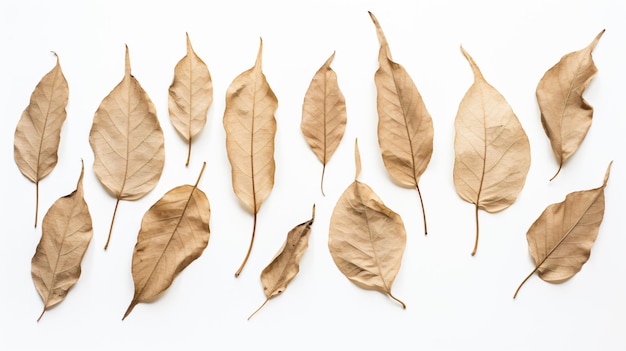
[301,52,347,196]
[223,39,277,277]
[328,139,407,308]
[453,47,531,256]
[248,205,315,320]
[537,30,604,180]
[514,162,611,298]
[369,12,434,235]
[14,52,69,227]
[168,33,213,166]
[123,163,210,320]
[31,161,93,321]
[89,46,165,250]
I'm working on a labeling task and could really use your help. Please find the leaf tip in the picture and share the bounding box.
[460,46,483,80]
[124,44,131,77]
[122,300,137,321]
[354,138,362,180]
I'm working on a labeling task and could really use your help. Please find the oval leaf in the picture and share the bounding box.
[453,47,531,256]
[14,53,69,227]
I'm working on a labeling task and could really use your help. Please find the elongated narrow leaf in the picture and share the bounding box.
[453,47,531,256]
[537,30,604,180]
[514,162,611,298]
[223,39,277,277]
[301,52,347,196]
[168,33,213,166]
[249,205,315,319]
[14,52,69,227]
[89,46,165,249]
[328,139,406,308]
[123,163,210,320]
[31,161,92,321]
[369,12,434,235]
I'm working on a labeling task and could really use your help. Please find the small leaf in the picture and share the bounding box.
[123,163,210,320]
[31,161,93,321]
[514,162,611,298]
[537,30,604,180]
[14,52,69,227]
[248,205,315,320]
[168,33,213,166]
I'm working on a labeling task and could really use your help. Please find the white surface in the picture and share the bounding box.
[1,0,625,350]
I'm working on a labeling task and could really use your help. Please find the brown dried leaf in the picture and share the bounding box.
[14,52,69,227]
[223,39,277,277]
[168,33,213,166]
[31,161,93,321]
[301,52,347,196]
[328,139,407,308]
[248,205,315,320]
[514,162,611,298]
[89,46,165,249]
[453,47,531,256]
[123,163,210,320]
[537,30,604,180]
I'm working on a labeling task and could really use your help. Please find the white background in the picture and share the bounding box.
[1,0,625,350]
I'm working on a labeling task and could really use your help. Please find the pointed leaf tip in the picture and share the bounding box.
[354,139,361,180]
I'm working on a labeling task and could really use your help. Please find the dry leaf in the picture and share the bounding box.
[31,161,93,321]
[453,47,531,256]
[301,52,347,196]
[123,162,210,320]
[369,12,434,235]
[14,52,69,227]
[514,162,611,298]
[328,139,407,308]
[168,33,213,166]
[89,46,165,249]
[537,30,604,180]
[248,205,315,320]
[223,38,277,277]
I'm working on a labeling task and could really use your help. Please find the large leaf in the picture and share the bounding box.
[223,39,277,277]
[301,52,347,196]
[14,52,69,227]
[168,33,213,166]
[123,163,210,320]
[369,12,434,235]
[453,47,531,256]
[514,162,611,298]
[328,140,406,308]
[31,161,93,321]
[537,30,604,180]
[89,46,165,249]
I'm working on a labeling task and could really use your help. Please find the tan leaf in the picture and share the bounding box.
[223,38,277,277]
[14,52,69,227]
[89,45,165,249]
[123,163,210,320]
[31,161,93,321]
[537,30,604,180]
[514,162,611,298]
[168,33,213,166]
[301,52,347,196]
[328,139,407,308]
[453,47,531,256]
[248,205,315,320]
[369,12,434,235]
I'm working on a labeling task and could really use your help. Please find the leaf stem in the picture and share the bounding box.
[549,164,562,181]
[37,307,46,322]
[320,164,326,197]
[416,184,427,235]
[388,292,406,309]
[104,198,121,250]
[248,299,269,320]
[471,203,479,256]
[35,181,39,228]
[122,299,137,320]
[186,136,192,167]
[513,267,538,299]
[235,211,257,277]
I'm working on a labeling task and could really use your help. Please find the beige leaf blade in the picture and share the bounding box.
[89,45,165,250]
[223,38,277,277]
[168,33,213,166]
[514,162,611,298]
[369,12,434,235]
[14,52,69,227]
[328,139,407,308]
[123,163,210,320]
[301,52,347,196]
[453,47,531,256]
[248,205,315,320]
[537,30,604,180]
[31,161,93,321]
